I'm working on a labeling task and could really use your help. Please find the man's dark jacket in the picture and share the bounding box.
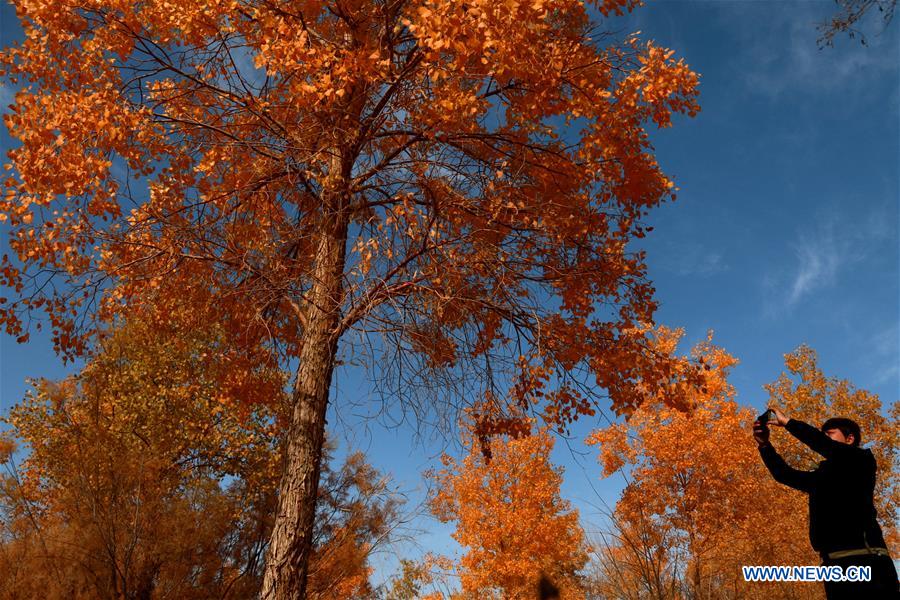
[759,418,888,555]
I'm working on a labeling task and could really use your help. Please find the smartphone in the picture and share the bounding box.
[756,408,776,424]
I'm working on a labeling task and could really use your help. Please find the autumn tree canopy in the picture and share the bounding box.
[0,314,405,599]
[0,312,283,599]
[0,0,702,595]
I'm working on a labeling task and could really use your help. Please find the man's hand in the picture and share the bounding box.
[767,406,789,427]
[753,420,770,446]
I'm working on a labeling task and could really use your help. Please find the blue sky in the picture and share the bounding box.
[1,0,898,588]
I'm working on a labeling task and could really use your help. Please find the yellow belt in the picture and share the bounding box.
[826,547,891,560]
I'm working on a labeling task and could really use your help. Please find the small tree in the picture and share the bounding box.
[385,558,434,600]
[429,420,588,599]
[584,507,683,600]
[306,445,405,600]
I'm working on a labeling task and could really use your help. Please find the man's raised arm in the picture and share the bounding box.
[754,418,814,492]
[765,406,862,460]
[758,441,815,492]
[785,418,862,459]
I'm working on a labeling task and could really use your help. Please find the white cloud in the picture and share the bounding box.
[714,2,898,101]
[658,242,727,278]
[0,82,13,110]
[767,203,893,312]
[786,225,845,305]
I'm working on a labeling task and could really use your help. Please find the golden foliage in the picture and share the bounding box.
[0,314,285,599]
[429,421,588,599]
[0,314,402,599]
[0,0,702,423]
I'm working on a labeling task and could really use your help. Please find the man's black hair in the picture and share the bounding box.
[820,417,861,446]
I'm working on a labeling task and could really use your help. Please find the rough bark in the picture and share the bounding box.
[260,49,367,593]
[260,206,349,600]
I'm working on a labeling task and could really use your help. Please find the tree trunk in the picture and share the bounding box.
[260,208,349,600]
[691,556,702,600]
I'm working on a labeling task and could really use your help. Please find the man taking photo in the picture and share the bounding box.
[753,407,899,599]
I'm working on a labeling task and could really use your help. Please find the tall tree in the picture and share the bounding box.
[0,1,702,595]
[428,420,589,599]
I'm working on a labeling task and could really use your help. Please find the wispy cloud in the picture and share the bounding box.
[873,363,899,386]
[869,322,899,385]
[0,83,13,111]
[786,224,846,305]
[713,2,897,101]
[765,203,893,314]
[656,241,727,278]
[872,322,899,357]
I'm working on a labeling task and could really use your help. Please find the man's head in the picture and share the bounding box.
[820,417,861,447]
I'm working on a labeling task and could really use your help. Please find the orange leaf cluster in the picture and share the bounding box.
[429,422,588,598]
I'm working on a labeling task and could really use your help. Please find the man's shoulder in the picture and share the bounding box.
[861,446,876,465]
[824,445,876,467]
[849,445,874,459]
